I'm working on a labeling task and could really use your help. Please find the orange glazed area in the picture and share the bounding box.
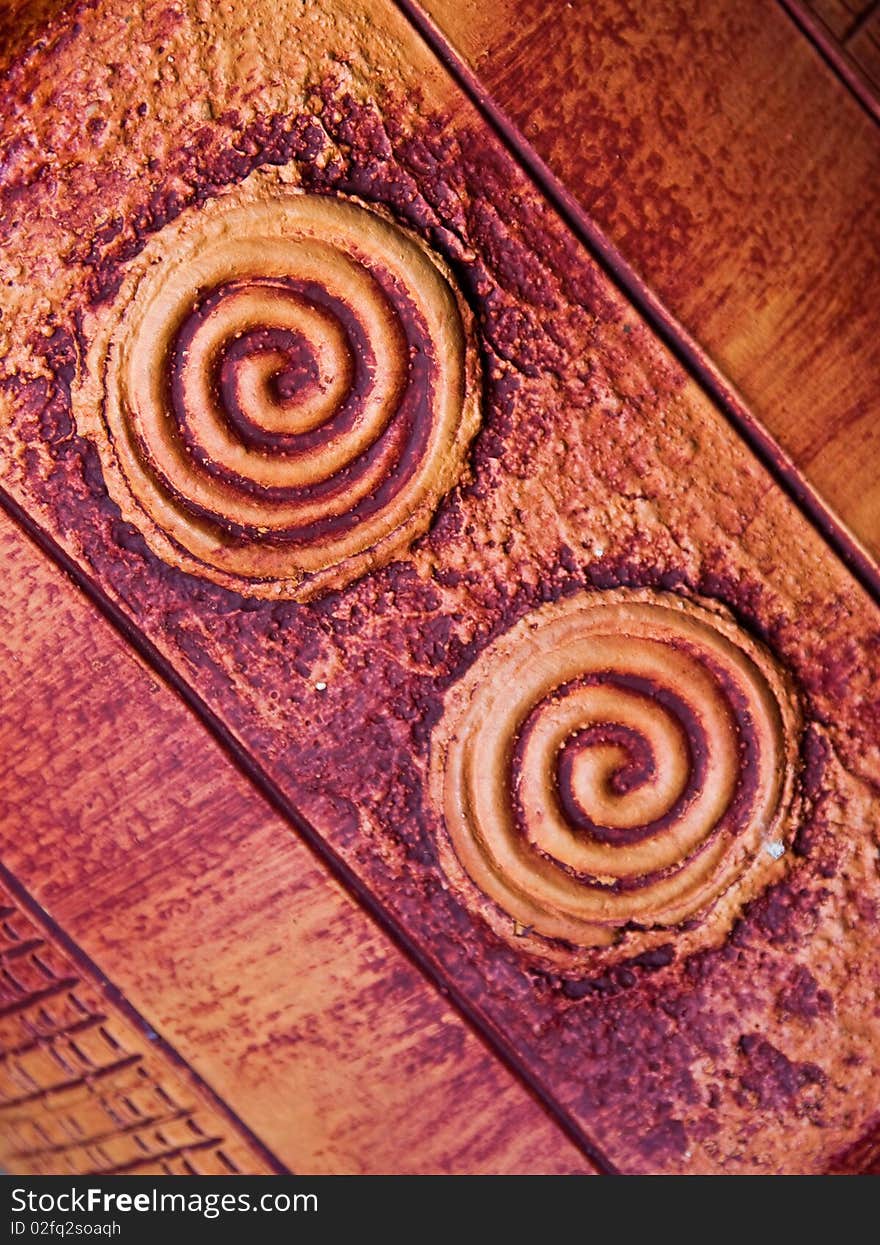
[0,0,878,1174]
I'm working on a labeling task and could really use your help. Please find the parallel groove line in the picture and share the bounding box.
[0,1054,142,1111]
[0,484,619,1176]
[0,1015,109,1063]
[393,0,880,608]
[103,1136,224,1177]
[844,0,880,43]
[8,1108,191,1160]
[0,978,79,1020]
[0,938,45,961]
[777,0,880,122]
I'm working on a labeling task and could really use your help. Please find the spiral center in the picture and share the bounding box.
[222,328,322,409]
[557,723,657,833]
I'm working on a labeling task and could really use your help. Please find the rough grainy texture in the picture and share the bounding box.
[421,0,880,556]
[0,510,593,1175]
[0,0,70,73]
[0,0,878,1174]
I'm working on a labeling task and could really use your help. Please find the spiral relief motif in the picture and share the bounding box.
[431,591,801,959]
[77,183,481,597]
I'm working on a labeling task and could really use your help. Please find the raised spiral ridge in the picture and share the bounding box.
[77,183,481,598]
[431,590,801,957]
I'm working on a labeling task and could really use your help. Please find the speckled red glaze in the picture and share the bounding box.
[0,0,878,1174]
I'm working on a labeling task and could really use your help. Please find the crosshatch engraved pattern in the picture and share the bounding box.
[0,884,267,1175]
